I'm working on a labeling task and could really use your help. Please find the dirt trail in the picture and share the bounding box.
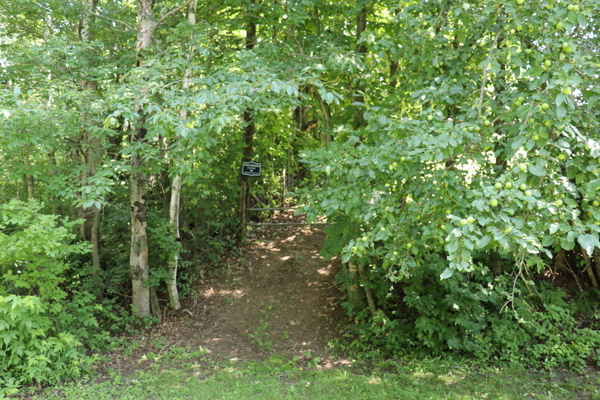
[106,212,345,372]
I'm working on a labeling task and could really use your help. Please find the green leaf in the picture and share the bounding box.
[528,161,545,177]
[577,234,599,256]
[440,268,453,280]
[557,104,567,119]
[475,235,490,249]
[271,81,280,94]
[341,252,351,264]
[542,235,554,246]
[447,239,460,253]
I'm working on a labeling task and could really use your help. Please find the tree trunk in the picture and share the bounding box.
[24,156,34,200]
[239,9,256,240]
[347,260,360,304]
[131,0,156,316]
[168,175,182,310]
[582,247,599,288]
[357,262,376,315]
[315,91,332,145]
[80,0,103,297]
[353,4,368,129]
[167,0,197,311]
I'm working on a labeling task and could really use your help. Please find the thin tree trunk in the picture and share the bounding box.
[592,248,600,287]
[131,0,156,317]
[167,0,197,311]
[390,60,398,90]
[239,8,256,240]
[315,91,332,145]
[24,156,34,200]
[168,175,182,309]
[582,247,599,288]
[80,0,103,296]
[347,260,360,304]
[357,262,376,315]
[353,4,368,129]
[129,0,193,317]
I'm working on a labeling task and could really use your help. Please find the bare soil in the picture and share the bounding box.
[102,211,346,373]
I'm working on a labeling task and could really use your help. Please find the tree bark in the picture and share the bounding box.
[357,262,376,315]
[239,7,256,240]
[130,0,156,316]
[80,0,103,296]
[166,0,197,311]
[347,260,360,304]
[168,175,182,309]
[353,4,368,129]
[24,156,34,200]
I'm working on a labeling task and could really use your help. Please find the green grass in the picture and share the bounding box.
[25,351,600,400]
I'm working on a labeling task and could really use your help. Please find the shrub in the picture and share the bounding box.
[0,295,87,396]
[338,252,600,369]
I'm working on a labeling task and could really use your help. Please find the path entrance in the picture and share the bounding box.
[103,211,345,373]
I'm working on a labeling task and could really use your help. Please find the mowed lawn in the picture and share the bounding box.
[31,353,600,400]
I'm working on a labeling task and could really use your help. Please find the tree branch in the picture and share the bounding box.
[91,12,135,31]
[478,30,501,119]
[157,0,194,26]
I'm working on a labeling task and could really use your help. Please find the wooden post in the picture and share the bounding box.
[239,181,247,239]
[280,166,286,208]
[347,260,360,303]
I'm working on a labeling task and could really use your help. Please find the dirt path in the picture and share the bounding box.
[105,213,345,373]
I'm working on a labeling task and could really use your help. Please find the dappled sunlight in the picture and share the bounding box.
[319,358,353,370]
[281,234,298,243]
[411,370,435,379]
[317,264,334,276]
[203,287,245,299]
[436,372,467,385]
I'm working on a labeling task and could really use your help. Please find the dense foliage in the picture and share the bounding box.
[0,0,599,394]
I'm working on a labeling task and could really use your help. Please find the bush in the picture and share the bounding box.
[339,252,600,370]
[0,295,88,396]
[0,200,105,394]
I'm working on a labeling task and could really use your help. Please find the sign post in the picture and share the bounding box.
[239,161,260,240]
[241,161,261,177]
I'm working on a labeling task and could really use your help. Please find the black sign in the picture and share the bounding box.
[241,161,261,177]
